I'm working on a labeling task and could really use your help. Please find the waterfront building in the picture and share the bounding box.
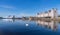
[36,8,58,19]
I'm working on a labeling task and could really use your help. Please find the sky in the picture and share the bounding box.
[0,0,60,17]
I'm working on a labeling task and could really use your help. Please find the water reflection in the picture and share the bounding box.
[0,19,60,35]
[0,19,59,32]
[36,20,58,31]
[1,19,59,31]
[1,19,58,31]
[2,19,15,22]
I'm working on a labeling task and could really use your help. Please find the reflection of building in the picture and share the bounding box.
[36,8,58,19]
[36,20,58,31]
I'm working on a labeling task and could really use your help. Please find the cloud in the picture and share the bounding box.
[0,5,15,9]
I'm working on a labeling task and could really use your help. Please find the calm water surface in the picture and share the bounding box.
[0,19,60,35]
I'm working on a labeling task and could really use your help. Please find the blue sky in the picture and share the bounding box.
[0,0,60,17]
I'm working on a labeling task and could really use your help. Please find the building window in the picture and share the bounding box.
[55,11,56,13]
[49,10,51,12]
[37,13,40,15]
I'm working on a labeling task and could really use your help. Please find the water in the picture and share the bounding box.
[0,19,60,35]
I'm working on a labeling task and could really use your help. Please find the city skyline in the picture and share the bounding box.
[0,0,60,17]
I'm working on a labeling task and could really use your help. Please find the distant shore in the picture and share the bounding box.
[0,17,60,22]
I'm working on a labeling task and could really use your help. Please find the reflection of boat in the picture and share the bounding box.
[36,20,58,31]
